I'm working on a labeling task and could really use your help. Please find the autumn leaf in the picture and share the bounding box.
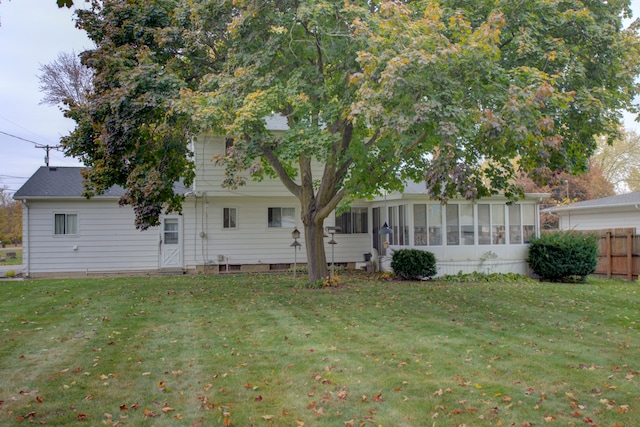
[617,404,630,413]
[372,393,384,402]
[143,408,158,418]
[162,406,175,413]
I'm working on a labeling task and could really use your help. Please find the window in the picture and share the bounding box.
[414,203,446,246]
[268,207,295,228]
[398,205,409,245]
[413,204,427,246]
[478,204,491,245]
[460,204,474,245]
[54,213,77,235]
[446,204,460,245]
[335,207,368,234]
[492,205,505,244]
[388,206,397,244]
[509,205,522,244]
[522,204,536,243]
[164,219,179,244]
[223,207,237,229]
[427,204,442,246]
[225,138,234,155]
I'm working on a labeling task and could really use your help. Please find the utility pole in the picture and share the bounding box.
[36,145,60,166]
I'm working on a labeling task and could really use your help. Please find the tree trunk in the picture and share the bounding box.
[304,220,329,282]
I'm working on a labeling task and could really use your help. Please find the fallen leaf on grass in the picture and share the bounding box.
[262,415,274,420]
[617,405,630,414]
[143,408,159,418]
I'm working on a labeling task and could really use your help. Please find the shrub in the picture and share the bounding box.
[391,249,437,280]
[527,231,598,282]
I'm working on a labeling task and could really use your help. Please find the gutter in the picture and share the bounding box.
[543,201,640,214]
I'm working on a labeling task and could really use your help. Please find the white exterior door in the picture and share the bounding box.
[161,217,183,269]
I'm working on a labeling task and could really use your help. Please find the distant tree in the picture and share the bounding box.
[0,187,22,245]
[63,0,640,282]
[38,50,93,108]
[592,130,640,193]
[514,162,615,230]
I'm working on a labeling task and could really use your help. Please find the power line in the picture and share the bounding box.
[0,130,62,166]
[0,174,28,180]
[0,130,40,145]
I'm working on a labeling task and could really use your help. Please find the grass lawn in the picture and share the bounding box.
[0,247,22,267]
[0,273,638,426]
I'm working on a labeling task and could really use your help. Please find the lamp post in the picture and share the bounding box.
[378,221,393,270]
[325,226,341,280]
[290,227,302,279]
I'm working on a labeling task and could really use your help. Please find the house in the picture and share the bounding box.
[14,131,548,278]
[543,191,640,232]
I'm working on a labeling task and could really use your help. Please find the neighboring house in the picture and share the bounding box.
[543,191,640,232]
[14,126,548,278]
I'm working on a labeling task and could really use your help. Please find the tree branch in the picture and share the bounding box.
[261,145,302,199]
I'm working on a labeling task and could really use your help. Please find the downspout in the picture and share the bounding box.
[22,200,30,277]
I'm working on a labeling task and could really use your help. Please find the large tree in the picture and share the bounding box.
[63,0,639,282]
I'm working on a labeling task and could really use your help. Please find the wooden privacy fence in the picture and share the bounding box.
[588,228,639,281]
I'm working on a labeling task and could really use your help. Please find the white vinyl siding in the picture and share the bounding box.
[24,200,161,275]
[192,135,324,197]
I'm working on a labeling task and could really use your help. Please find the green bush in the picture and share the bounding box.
[391,249,437,280]
[527,231,598,282]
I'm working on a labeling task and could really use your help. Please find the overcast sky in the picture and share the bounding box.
[0,0,639,195]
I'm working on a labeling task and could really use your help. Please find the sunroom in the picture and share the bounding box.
[366,183,547,276]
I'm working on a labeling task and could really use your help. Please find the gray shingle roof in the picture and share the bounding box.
[544,191,640,213]
[13,166,189,199]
